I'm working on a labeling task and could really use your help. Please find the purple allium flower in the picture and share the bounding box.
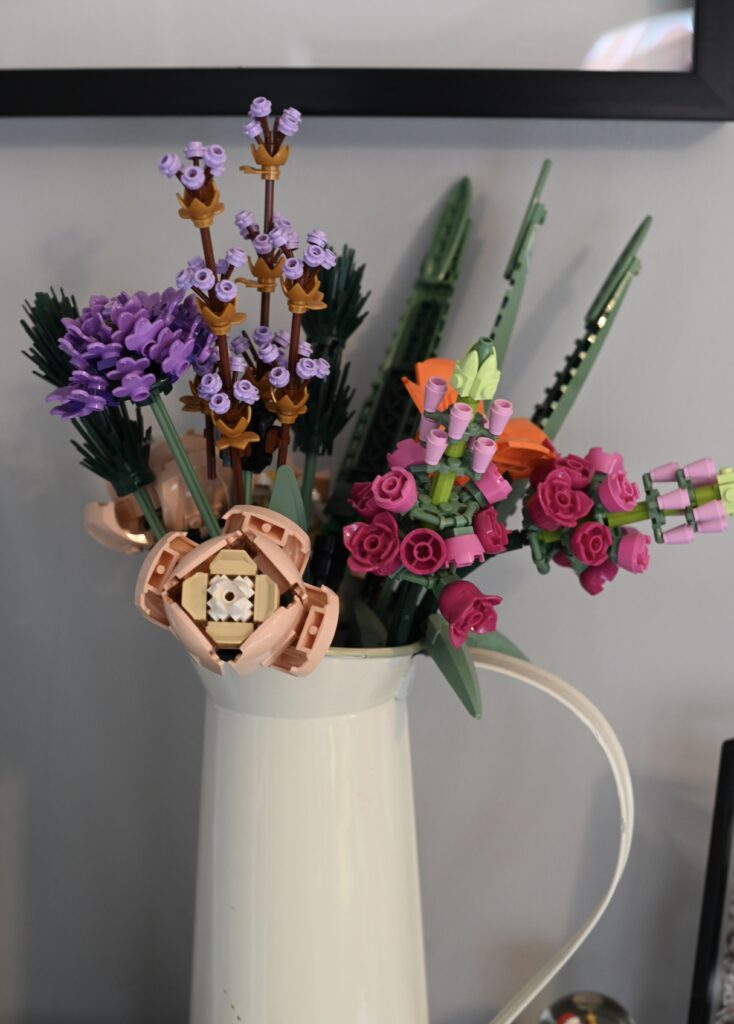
[295,357,319,381]
[269,366,290,389]
[298,339,313,357]
[268,224,288,248]
[193,334,218,375]
[209,391,231,415]
[230,335,248,355]
[307,229,328,248]
[184,140,205,159]
[107,356,151,381]
[198,372,223,398]
[230,353,246,373]
[47,385,103,418]
[283,258,303,281]
[161,336,195,378]
[235,210,257,236]
[112,371,157,402]
[282,107,302,124]
[320,247,337,270]
[158,153,181,178]
[215,279,237,303]
[277,114,300,137]
[257,341,280,365]
[225,246,247,268]
[234,379,259,404]
[176,267,193,290]
[204,144,226,169]
[249,96,272,118]
[243,119,262,140]
[187,256,205,270]
[252,233,274,256]
[274,330,290,349]
[193,268,216,291]
[315,357,331,379]
[181,165,206,191]
[304,244,325,268]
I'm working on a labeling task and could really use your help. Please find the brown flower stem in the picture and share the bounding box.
[277,424,291,467]
[260,291,271,327]
[199,227,217,273]
[204,416,216,479]
[264,180,275,232]
[287,312,302,373]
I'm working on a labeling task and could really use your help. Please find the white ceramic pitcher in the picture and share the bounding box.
[190,645,633,1024]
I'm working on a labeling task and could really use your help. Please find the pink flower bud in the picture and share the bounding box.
[586,447,623,475]
[471,437,497,475]
[425,428,448,466]
[616,527,651,573]
[423,375,447,413]
[488,398,513,436]
[448,402,473,440]
[579,560,619,596]
[683,458,717,486]
[657,488,690,511]
[438,580,501,648]
[649,461,679,483]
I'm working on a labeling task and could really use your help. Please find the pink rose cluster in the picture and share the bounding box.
[525,448,651,595]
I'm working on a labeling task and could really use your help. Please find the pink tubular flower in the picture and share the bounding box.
[438,581,502,649]
[348,480,380,521]
[570,521,613,566]
[342,512,401,577]
[400,529,447,575]
[616,527,651,573]
[473,505,509,554]
[598,469,640,513]
[526,469,594,531]
[579,560,619,596]
[371,467,418,514]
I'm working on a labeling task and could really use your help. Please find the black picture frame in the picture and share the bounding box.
[2,0,733,119]
[689,739,734,1024]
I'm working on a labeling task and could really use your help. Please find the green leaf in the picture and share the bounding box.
[424,614,483,719]
[351,599,388,648]
[269,465,307,532]
[466,630,529,661]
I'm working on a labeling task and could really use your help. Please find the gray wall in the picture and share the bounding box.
[1,113,733,1023]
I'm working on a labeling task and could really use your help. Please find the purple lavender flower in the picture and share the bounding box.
[277,113,300,137]
[235,210,258,237]
[282,107,302,124]
[187,256,205,270]
[257,342,280,365]
[307,229,328,248]
[253,326,273,346]
[204,144,226,170]
[158,153,181,178]
[252,233,274,256]
[107,356,151,381]
[198,372,223,398]
[273,213,293,229]
[216,258,229,275]
[298,339,313,357]
[176,267,193,289]
[249,96,272,118]
[112,372,157,402]
[304,244,325,268]
[315,357,331,380]
[243,119,262,140]
[234,379,259,405]
[320,247,337,270]
[295,357,319,381]
[161,336,195,378]
[269,366,290,389]
[181,165,206,191]
[274,330,290,349]
[215,279,237,303]
[210,392,231,415]
[230,335,248,355]
[225,246,247,268]
[184,140,205,159]
[230,353,246,373]
[268,224,288,248]
[284,228,299,249]
[193,334,218,375]
[193,268,216,291]
[283,258,303,281]
[47,385,108,419]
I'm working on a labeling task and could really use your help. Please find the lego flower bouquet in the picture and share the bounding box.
[23,97,732,1024]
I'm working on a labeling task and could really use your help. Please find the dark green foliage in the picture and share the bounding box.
[293,349,355,457]
[269,465,308,532]
[302,246,370,349]
[21,288,78,387]
[22,288,154,495]
[424,613,483,718]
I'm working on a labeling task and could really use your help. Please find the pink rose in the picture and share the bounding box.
[349,480,379,520]
[473,505,509,554]
[570,521,613,566]
[371,467,418,514]
[530,454,592,489]
[342,511,401,576]
[579,560,618,596]
[616,527,651,573]
[526,468,594,531]
[585,446,623,475]
[598,469,639,513]
[400,528,446,575]
[438,580,502,649]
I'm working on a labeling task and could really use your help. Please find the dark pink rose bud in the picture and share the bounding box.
[570,521,613,566]
[438,581,502,649]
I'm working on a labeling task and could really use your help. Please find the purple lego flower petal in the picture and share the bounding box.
[269,366,290,388]
[181,165,205,191]
[184,140,205,159]
[215,279,237,303]
[283,258,303,281]
[249,96,272,118]
[233,378,259,405]
[295,357,319,381]
[225,247,247,268]
[209,391,231,415]
[158,153,181,178]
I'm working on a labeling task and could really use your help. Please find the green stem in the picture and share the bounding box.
[301,450,318,520]
[386,581,424,647]
[243,470,253,505]
[149,393,221,537]
[134,486,166,541]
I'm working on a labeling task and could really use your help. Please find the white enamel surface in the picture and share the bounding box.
[190,647,429,1024]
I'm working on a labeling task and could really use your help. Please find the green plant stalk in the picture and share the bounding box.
[244,470,253,505]
[149,393,221,537]
[134,486,166,540]
[386,581,424,647]
[301,449,318,520]
[429,437,466,505]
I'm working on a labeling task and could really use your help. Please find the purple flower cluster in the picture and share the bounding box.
[242,98,303,144]
[244,326,331,385]
[158,142,227,187]
[47,290,214,418]
[245,219,336,279]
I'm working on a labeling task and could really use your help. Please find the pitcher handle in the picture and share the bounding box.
[470,649,634,1024]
